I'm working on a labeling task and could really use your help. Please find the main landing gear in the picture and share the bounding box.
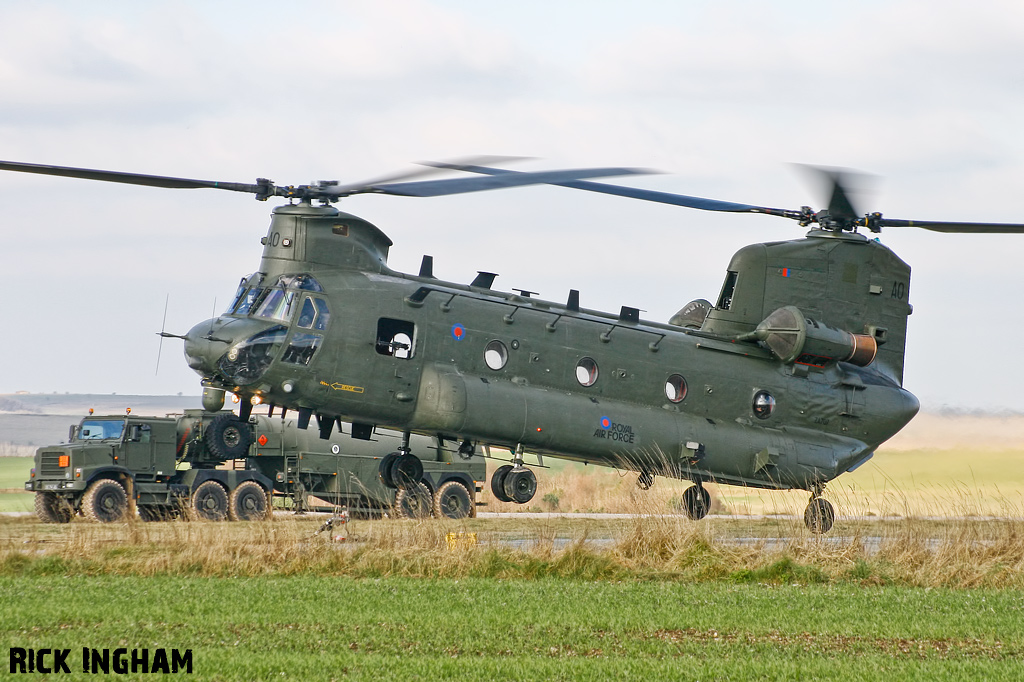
[490,444,538,505]
[681,482,711,520]
[803,484,835,534]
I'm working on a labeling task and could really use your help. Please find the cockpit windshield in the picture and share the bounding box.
[248,274,325,323]
[78,420,125,441]
[228,273,266,315]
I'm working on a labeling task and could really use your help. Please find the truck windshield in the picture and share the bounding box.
[78,420,125,441]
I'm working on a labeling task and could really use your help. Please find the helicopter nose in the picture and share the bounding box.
[183,318,233,374]
[184,317,289,386]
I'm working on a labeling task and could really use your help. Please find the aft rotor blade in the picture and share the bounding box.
[360,166,658,198]
[874,218,1024,233]
[0,160,263,194]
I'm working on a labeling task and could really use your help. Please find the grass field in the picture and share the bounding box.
[2,575,1022,681]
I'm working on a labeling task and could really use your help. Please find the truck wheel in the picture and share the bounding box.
[82,479,128,523]
[490,464,514,503]
[34,492,73,523]
[192,480,229,521]
[433,481,474,519]
[206,414,252,460]
[394,482,432,519]
[229,481,269,521]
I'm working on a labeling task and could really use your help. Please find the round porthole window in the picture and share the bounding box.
[576,357,599,387]
[484,340,508,370]
[665,374,687,403]
[752,390,776,420]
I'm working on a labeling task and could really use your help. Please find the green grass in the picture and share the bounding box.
[0,457,34,512]
[0,456,32,488]
[1,576,1021,681]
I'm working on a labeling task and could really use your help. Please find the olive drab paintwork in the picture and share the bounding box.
[5,158,1024,533]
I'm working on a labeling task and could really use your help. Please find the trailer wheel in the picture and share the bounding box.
[192,480,229,521]
[394,482,432,519]
[34,492,73,524]
[229,481,270,521]
[433,481,474,519]
[82,479,128,523]
[206,414,252,460]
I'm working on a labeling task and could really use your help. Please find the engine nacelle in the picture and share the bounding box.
[744,306,877,367]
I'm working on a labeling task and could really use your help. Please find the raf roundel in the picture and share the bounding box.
[599,416,612,430]
[451,324,466,341]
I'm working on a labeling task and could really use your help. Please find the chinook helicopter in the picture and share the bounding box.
[3,158,1023,533]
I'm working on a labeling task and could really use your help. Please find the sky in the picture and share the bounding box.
[1,0,1023,411]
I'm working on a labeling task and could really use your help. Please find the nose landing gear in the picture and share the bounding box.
[377,431,424,490]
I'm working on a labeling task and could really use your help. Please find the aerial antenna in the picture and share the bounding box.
[155,294,169,376]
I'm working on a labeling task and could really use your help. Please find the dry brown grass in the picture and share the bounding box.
[3,494,1023,588]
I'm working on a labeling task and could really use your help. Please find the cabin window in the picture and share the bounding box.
[717,270,738,310]
[376,318,415,359]
[484,340,508,370]
[576,357,599,387]
[282,333,323,366]
[752,390,776,419]
[665,374,688,403]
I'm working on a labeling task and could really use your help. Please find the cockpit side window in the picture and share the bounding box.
[313,299,330,331]
[297,296,331,330]
[282,333,323,366]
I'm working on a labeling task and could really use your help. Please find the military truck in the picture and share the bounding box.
[26,409,485,523]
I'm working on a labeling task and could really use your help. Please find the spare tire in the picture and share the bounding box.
[206,414,252,460]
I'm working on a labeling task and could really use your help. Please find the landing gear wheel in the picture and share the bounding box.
[390,453,424,490]
[192,480,229,521]
[637,471,654,491]
[490,464,515,503]
[804,497,835,534]
[433,481,474,519]
[34,492,73,523]
[394,481,432,519]
[681,484,711,521]
[229,481,269,521]
[378,452,401,488]
[503,467,537,504]
[206,414,252,460]
[82,479,128,523]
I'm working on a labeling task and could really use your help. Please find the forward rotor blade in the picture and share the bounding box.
[421,161,801,217]
[360,166,658,198]
[329,155,531,194]
[0,160,263,194]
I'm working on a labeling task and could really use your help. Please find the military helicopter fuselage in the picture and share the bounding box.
[184,201,920,497]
